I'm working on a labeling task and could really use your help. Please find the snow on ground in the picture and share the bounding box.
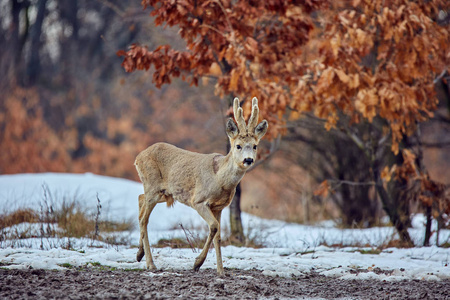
[1,173,449,281]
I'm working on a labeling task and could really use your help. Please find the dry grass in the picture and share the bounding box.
[0,209,40,229]
[0,193,134,247]
[52,201,133,239]
[154,238,196,249]
[153,222,265,251]
[319,236,415,252]
[153,235,264,251]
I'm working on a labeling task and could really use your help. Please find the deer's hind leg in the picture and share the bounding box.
[137,192,158,270]
[136,158,165,270]
[137,195,145,262]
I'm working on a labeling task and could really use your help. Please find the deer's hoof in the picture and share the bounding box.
[193,259,203,272]
[136,248,145,262]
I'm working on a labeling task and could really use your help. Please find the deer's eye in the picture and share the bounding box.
[253,145,257,150]
[236,145,242,150]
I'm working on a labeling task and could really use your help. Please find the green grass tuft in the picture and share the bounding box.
[357,249,382,255]
[59,263,74,268]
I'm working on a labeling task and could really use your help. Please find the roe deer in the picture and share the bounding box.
[134,97,268,276]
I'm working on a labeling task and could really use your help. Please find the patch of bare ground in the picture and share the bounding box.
[1,268,449,299]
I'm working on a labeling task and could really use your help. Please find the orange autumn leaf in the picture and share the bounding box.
[314,180,330,198]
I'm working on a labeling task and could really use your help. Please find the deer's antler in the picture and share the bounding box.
[233,97,247,133]
[247,97,260,133]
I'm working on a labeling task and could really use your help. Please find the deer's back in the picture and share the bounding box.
[136,142,214,169]
[135,143,224,205]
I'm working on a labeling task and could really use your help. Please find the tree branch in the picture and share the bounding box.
[328,179,376,187]
[417,141,450,148]
[433,69,448,85]
[96,0,125,18]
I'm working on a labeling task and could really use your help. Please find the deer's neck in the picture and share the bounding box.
[215,152,246,190]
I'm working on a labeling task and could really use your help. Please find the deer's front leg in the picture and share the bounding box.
[193,203,220,273]
[212,210,224,276]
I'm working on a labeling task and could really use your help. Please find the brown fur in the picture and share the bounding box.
[135,97,268,276]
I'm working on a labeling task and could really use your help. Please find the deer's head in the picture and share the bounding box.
[226,97,268,169]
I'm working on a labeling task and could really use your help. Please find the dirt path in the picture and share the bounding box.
[1,268,449,299]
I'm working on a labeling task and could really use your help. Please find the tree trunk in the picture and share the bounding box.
[373,166,413,246]
[375,182,413,245]
[423,205,432,246]
[226,94,245,245]
[339,178,373,227]
[25,0,47,86]
[229,183,245,244]
[7,0,29,82]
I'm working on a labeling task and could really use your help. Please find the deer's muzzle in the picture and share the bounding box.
[243,158,254,166]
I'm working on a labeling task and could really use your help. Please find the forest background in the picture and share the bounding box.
[1,0,449,246]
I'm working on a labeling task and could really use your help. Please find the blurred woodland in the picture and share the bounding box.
[1,0,450,245]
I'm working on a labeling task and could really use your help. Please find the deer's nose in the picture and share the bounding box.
[243,158,254,165]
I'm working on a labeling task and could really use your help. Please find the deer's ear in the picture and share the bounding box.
[255,120,268,140]
[226,118,238,139]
